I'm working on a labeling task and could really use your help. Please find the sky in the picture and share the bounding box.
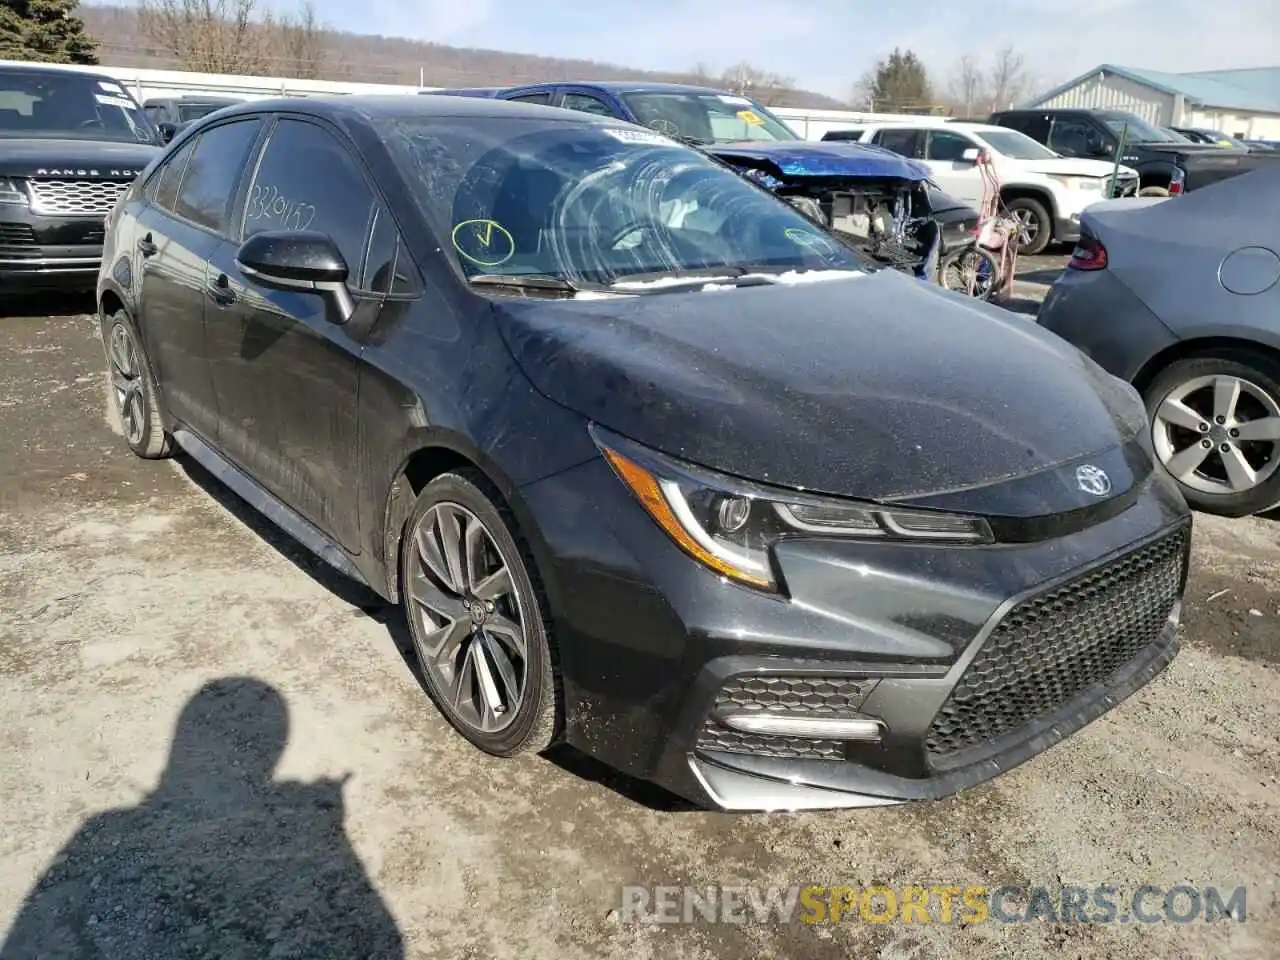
[274,0,1280,99]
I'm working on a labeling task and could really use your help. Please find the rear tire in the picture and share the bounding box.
[1004,197,1052,256]
[399,471,561,757]
[1143,352,1280,516]
[101,309,173,459]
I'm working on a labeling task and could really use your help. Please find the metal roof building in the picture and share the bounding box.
[1026,65,1280,139]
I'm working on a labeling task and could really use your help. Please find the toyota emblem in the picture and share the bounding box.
[1075,464,1112,497]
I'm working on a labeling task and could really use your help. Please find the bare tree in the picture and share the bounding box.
[718,61,796,105]
[948,54,987,117]
[136,0,328,77]
[986,45,1031,112]
[268,1,327,79]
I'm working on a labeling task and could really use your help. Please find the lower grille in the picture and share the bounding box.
[924,528,1187,765]
[695,674,876,761]
[0,223,37,247]
[28,178,128,217]
[697,724,845,761]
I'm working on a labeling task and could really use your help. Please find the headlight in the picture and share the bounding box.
[0,177,29,206]
[1047,175,1104,192]
[592,425,993,592]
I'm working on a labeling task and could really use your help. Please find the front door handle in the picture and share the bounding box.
[207,273,236,306]
[138,233,158,258]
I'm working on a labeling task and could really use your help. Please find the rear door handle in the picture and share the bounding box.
[207,273,236,306]
[138,233,157,257]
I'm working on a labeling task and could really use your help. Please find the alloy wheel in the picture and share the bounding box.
[108,323,146,446]
[1012,209,1040,250]
[1152,373,1280,495]
[404,502,528,733]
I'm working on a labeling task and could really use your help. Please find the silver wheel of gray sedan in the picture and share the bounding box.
[407,502,528,733]
[1152,373,1280,497]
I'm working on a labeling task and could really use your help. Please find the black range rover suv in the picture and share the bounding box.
[0,63,161,291]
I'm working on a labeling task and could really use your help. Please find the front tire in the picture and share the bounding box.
[1144,352,1280,516]
[101,310,172,459]
[939,246,1001,301]
[1004,196,1052,256]
[399,471,561,757]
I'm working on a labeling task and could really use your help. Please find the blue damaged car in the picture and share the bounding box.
[423,81,949,277]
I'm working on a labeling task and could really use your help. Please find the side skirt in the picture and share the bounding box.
[172,426,371,589]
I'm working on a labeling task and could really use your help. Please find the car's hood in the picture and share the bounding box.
[707,140,930,181]
[1023,157,1139,178]
[492,269,1149,505]
[0,138,159,178]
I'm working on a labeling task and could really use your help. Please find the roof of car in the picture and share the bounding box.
[213,93,603,124]
[511,80,732,96]
[852,119,1010,134]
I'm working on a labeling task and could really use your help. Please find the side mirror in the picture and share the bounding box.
[960,147,981,162]
[157,121,177,144]
[235,230,355,324]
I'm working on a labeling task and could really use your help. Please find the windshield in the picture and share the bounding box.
[972,128,1059,160]
[381,117,868,289]
[1098,112,1183,143]
[0,68,155,143]
[619,91,799,144]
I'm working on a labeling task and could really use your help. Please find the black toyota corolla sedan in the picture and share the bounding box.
[97,94,1190,812]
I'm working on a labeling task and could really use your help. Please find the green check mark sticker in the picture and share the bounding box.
[452,219,515,267]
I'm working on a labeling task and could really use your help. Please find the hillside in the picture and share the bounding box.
[78,4,851,109]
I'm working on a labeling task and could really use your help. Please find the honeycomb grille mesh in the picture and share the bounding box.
[695,675,875,761]
[696,726,845,761]
[28,178,127,216]
[925,529,1186,764]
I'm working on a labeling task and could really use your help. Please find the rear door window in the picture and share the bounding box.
[146,136,196,213]
[871,128,923,158]
[171,119,263,234]
[506,92,552,105]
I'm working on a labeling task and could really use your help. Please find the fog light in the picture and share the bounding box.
[719,713,884,741]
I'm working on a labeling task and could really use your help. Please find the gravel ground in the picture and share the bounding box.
[1,275,1278,959]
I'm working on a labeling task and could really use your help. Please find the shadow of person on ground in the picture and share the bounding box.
[0,677,405,960]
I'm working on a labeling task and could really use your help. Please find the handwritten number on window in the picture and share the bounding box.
[247,183,316,231]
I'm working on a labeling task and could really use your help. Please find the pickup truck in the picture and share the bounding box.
[987,108,1278,195]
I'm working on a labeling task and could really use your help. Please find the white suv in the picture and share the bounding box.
[824,121,1140,256]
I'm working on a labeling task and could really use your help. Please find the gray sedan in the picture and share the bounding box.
[1038,164,1280,516]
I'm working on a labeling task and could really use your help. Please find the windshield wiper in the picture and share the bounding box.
[468,274,581,296]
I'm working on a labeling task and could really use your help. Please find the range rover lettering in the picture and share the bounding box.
[0,63,160,291]
[97,95,1191,812]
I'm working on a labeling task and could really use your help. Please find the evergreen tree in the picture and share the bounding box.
[867,48,932,112]
[0,0,100,65]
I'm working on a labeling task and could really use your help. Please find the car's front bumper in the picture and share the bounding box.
[521,455,1191,812]
[0,209,106,289]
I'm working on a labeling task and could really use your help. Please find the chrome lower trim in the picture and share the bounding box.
[0,256,99,267]
[719,713,884,741]
[689,757,905,812]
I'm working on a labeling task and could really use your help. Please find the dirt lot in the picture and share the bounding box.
[2,270,1279,960]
